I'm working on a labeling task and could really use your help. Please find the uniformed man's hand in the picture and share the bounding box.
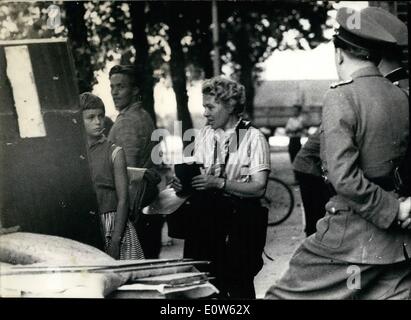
[397,197,411,229]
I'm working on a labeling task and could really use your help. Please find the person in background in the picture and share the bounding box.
[293,129,329,236]
[108,64,162,259]
[79,92,144,260]
[266,7,411,299]
[172,77,270,299]
[285,104,306,165]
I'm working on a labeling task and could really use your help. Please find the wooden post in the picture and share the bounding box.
[212,0,220,76]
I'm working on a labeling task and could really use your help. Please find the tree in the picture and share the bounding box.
[147,1,332,122]
[163,3,193,136]
[64,1,93,93]
[180,2,214,80]
[146,1,214,134]
[0,2,64,40]
[147,1,196,136]
[1,1,334,129]
[85,1,157,124]
[218,1,332,117]
[129,2,156,123]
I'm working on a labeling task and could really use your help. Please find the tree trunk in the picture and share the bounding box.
[237,22,255,119]
[166,5,193,147]
[64,1,93,93]
[196,3,214,78]
[239,62,255,119]
[202,57,214,79]
[129,1,157,125]
[169,27,194,144]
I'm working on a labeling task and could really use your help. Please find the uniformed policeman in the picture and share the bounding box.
[266,7,411,299]
[293,6,410,238]
[293,7,410,238]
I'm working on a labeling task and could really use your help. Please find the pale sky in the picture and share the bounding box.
[260,42,338,80]
[94,1,369,120]
[260,1,369,80]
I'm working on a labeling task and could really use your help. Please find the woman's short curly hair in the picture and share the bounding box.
[202,76,246,115]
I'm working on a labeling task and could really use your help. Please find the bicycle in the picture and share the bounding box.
[261,176,295,261]
[261,176,295,226]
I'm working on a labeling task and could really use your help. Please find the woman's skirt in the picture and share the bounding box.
[100,212,145,260]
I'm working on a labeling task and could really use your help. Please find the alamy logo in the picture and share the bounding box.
[345,8,361,30]
[47,5,61,30]
[149,121,252,165]
[346,265,361,290]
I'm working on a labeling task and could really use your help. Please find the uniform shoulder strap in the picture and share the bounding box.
[330,78,353,89]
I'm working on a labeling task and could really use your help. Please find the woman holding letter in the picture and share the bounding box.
[172,77,271,298]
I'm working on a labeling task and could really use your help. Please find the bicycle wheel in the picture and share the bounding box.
[262,177,294,226]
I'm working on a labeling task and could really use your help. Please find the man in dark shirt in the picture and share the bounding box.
[293,130,329,236]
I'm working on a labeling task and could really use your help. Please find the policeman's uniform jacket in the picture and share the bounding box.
[304,65,410,264]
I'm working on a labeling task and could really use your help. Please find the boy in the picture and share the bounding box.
[79,92,144,260]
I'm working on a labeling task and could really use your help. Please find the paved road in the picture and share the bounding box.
[159,149,306,299]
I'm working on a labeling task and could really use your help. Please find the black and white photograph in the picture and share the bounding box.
[0,0,410,307]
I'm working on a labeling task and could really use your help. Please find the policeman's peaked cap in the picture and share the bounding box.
[361,6,408,47]
[335,7,397,51]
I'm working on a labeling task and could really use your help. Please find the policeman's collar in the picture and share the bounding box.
[350,65,382,79]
